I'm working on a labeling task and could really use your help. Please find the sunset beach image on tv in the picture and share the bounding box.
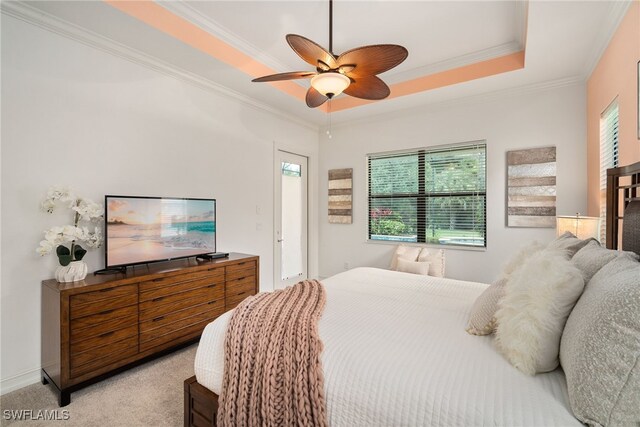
[105,196,216,267]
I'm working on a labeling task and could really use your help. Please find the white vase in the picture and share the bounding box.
[55,260,88,283]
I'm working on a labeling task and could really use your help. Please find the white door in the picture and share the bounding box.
[275,151,308,289]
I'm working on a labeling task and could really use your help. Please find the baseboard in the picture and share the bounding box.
[0,367,41,395]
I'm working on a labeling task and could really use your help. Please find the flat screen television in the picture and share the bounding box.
[105,195,216,268]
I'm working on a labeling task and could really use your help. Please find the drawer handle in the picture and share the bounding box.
[99,287,115,293]
[99,309,114,316]
[236,276,246,281]
[100,331,114,338]
[152,316,165,322]
[152,297,164,303]
[152,278,163,283]
[237,292,245,296]
[207,300,218,305]
[237,262,246,266]
[207,284,217,288]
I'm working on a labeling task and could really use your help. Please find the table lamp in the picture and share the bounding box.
[556,213,601,241]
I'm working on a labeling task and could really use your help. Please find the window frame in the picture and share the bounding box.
[366,140,487,249]
[599,99,619,244]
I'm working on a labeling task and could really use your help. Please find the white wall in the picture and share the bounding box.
[0,16,319,392]
[319,84,587,283]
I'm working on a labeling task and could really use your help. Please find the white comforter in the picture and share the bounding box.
[195,267,580,426]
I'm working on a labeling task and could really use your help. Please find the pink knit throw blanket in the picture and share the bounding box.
[217,279,327,427]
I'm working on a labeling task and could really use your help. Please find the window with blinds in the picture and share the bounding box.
[599,100,619,244]
[367,142,486,248]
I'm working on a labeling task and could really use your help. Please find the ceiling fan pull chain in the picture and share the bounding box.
[326,101,333,139]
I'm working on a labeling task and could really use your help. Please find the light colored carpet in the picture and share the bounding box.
[0,344,197,427]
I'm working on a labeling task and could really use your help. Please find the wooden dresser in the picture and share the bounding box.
[41,253,259,406]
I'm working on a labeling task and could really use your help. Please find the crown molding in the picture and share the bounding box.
[329,75,585,130]
[582,0,632,80]
[387,41,521,84]
[0,1,319,132]
[393,0,527,82]
[161,1,527,88]
[159,1,294,76]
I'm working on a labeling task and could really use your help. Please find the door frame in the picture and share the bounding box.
[274,148,309,289]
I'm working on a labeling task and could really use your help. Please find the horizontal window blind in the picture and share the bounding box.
[368,142,486,247]
[599,101,619,244]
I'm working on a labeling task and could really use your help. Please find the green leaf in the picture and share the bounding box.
[56,245,70,256]
[58,254,72,266]
[74,245,87,261]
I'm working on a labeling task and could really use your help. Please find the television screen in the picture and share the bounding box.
[105,196,216,268]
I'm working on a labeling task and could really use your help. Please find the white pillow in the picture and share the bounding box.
[494,248,585,375]
[500,241,545,279]
[466,241,545,336]
[417,248,445,277]
[396,258,430,275]
[389,245,421,270]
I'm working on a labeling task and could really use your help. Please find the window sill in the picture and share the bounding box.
[365,239,487,252]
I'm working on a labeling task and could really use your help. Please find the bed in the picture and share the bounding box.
[184,160,640,427]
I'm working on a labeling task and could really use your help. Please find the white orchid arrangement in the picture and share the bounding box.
[37,186,104,266]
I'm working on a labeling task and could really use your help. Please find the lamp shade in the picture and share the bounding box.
[310,72,350,98]
[556,214,601,241]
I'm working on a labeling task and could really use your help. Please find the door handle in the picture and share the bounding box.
[277,239,284,242]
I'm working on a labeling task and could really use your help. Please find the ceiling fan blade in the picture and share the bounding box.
[338,45,408,78]
[252,71,316,82]
[305,87,329,108]
[343,75,391,100]
[287,34,338,70]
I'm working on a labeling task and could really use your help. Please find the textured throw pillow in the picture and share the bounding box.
[396,258,430,275]
[466,241,544,336]
[571,240,630,282]
[560,254,640,426]
[389,245,422,270]
[546,231,594,258]
[494,248,585,375]
[466,278,507,336]
[417,248,445,277]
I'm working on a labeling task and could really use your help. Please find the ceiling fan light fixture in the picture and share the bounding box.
[311,72,350,98]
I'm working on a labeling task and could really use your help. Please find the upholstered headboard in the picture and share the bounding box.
[606,161,640,257]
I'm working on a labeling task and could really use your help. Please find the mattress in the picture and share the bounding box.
[195,267,580,426]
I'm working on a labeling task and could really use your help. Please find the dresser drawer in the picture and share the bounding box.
[70,305,137,332]
[139,268,224,293]
[71,334,138,369]
[70,324,138,355]
[70,293,138,320]
[70,336,138,378]
[70,284,137,306]
[139,299,224,334]
[139,318,211,353]
[139,284,223,321]
[226,261,256,280]
[140,276,223,303]
[226,290,255,310]
[140,306,223,344]
[70,310,138,343]
[226,275,256,294]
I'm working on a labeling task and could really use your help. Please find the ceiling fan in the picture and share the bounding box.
[251,0,408,108]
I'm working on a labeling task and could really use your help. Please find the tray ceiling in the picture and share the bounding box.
[4,1,628,126]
